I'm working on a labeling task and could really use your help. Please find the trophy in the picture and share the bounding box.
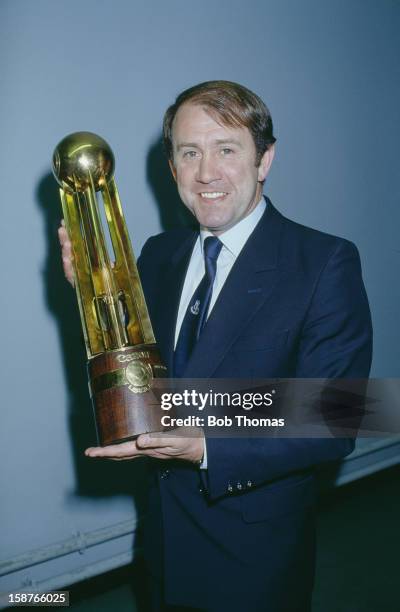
[52,132,167,446]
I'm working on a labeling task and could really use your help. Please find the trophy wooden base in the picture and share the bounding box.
[88,344,168,446]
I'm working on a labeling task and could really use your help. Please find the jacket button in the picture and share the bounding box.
[227,484,233,493]
[236,482,243,491]
[160,469,170,479]
[247,480,253,488]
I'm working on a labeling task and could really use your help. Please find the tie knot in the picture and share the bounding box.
[203,236,223,262]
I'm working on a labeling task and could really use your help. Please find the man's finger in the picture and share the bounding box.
[136,433,176,449]
[85,441,142,459]
[137,427,203,449]
[58,224,75,286]
[58,225,69,245]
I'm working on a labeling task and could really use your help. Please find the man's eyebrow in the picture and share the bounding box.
[214,138,243,147]
[176,138,243,151]
[176,142,199,151]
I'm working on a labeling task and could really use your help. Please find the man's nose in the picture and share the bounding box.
[196,153,219,183]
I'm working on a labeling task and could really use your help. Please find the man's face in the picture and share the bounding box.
[169,103,274,235]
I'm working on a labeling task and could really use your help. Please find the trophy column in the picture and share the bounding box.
[52,132,167,445]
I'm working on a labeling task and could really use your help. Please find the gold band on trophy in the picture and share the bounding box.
[52,132,167,445]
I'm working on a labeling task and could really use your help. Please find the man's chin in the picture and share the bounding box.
[198,218,233,235]
[187,201,235,232]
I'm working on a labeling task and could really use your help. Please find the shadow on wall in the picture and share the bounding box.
[146,135,197,231]
[35,172,150,510]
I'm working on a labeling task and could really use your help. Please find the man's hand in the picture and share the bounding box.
[85,427,205,464]
[57,220,75,287]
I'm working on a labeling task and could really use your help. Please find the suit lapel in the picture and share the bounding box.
[182,200,285,378]
[154,232,197,374]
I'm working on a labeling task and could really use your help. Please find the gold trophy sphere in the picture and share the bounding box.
[52,131,115,193]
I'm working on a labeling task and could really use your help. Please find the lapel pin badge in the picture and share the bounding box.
[190,300,201,315]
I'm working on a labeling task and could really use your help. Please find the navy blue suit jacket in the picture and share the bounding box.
[137,200,372,611]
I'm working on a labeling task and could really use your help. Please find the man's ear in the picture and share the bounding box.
[257,144,275,182]
[169,158,177,182]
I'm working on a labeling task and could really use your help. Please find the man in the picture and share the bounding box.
[59,81,372,611]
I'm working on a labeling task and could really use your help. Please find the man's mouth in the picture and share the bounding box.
[199,191,227,200]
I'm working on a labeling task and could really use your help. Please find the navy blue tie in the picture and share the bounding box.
[174,236,223,377]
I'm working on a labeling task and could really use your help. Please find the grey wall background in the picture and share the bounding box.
[1,0,399,598]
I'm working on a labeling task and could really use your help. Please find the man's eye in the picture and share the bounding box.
[221,148,233,155]
[183,150,198,159]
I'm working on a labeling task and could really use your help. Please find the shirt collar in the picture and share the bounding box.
[200,197,266,257]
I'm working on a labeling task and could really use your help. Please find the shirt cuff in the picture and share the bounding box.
[199,436,207,469]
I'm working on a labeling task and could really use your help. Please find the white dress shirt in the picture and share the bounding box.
[173,197,267,469]
[174,197,266,348]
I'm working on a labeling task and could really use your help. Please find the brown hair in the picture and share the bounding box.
[163,80,276,165]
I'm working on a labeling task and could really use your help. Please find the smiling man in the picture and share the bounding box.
[59,80,372,611]
[167,101,274,234]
